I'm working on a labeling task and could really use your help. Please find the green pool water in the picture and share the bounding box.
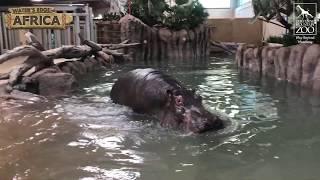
[1,57,320,180]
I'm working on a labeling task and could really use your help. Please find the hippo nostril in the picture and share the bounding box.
[207,118,224,130]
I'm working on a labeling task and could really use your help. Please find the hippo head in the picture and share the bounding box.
[165,89,224,133]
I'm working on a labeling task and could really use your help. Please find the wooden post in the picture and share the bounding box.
[0,15,4,54]
[42,29,48,50]
[74,15,80,45]
[89,7,95,41]
[85,5,91,41]
[62,11,69,45]
[54,30,62,47]
[8,29,13,49]
[66,26,71,45]
[93,22,97,42]
[61,28,66,45]
[32,29,43,47]
[12,30,17,47]
[1,13,9,51]
[47,29,52,49]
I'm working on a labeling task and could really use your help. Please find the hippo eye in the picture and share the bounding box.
[194,94,202,102]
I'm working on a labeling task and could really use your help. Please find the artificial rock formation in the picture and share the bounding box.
[119,15,211,61]
[236,44,320,91]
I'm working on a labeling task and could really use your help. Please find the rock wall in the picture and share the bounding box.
[31,56,113,97]
[119,15,211,61]
[236,44,320,91]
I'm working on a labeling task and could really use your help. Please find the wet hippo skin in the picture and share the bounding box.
[111,68,225,133]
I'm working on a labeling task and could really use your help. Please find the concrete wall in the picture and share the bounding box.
[206,0,285,44]
[262,20,287,41]
[207,18,262,44]
[206,9,234,19]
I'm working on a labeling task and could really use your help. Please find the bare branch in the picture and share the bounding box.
[0,46,39,64]
[25,32,45,51]
[100,43,141,50]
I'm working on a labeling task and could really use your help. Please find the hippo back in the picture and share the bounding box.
[111,68,183,113]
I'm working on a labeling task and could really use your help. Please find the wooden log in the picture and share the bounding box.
[0,45,41,64]
[120,39,130,44]
[102,48,124,56]
[42,45,92,59]
[25,32,46,51]
[78,33,116,63]
[0,31,130,92]
[0,73,9,80]
[96,51,111,63]
[211,41,235,55]
[0,45,53,90]
[8,63,34,86]
[100,43,141,50]
[78,33,102,52]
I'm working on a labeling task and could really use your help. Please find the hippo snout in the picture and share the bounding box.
[185,111,225,133]
[205,116,225,131]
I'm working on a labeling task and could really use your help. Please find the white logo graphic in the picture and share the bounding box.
[294,3,317,37]
[296,5,314,19]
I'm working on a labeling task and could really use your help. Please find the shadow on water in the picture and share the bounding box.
[1,56,320,179]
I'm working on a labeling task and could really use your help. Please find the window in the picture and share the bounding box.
[238,0,251,6]
[199,0,231,9]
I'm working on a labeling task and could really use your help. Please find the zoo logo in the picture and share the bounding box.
[293,3,318,35]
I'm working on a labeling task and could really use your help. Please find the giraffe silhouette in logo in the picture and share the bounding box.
[296,5,314,19]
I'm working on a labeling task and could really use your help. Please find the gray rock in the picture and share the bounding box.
[10,90,45,102]
[38,72,77,96]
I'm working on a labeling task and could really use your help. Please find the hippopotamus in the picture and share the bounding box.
[110,68,225,133]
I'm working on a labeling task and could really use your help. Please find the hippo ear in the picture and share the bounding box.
[166,89,174,101]
[166,89,173,96]
[165,90,174,107]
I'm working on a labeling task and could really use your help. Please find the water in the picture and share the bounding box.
[1,57,320,180]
